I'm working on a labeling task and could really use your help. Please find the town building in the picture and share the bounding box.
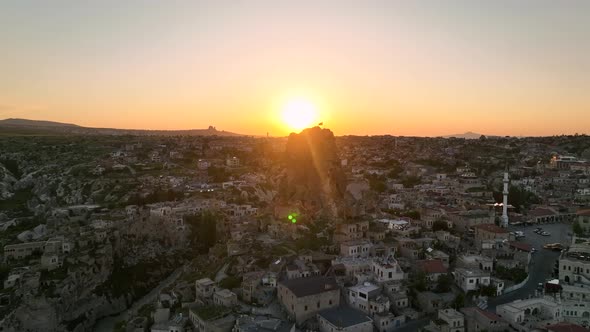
[317,306,373,332]
[277,276,340,325]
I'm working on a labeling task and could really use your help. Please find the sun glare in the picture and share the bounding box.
[281,97,319,132]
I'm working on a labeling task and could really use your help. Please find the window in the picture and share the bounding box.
[317,301,320,308]
[329,300,332,305]
[304,305,308,311]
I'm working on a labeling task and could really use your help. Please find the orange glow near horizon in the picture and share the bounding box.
[1,2,589,137]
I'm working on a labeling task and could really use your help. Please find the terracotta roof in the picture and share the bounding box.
[461,307,502,322]
[473,223,509,234]
[417,260,448,274]
[509,241,533,252]
[577,209,590,217]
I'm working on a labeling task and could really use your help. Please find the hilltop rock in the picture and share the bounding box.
[278,127,347,218]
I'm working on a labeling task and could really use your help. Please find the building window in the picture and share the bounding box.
[304,305,308,311]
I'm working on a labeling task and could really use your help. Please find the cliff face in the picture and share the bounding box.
[278,127,347,218]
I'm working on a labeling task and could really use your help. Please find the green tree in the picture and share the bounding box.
[184,211,218,254]
[432,220,449,232]
[452,293,465,309]
[573,221,584,236]
[435,274,452,293]
[411,272,428,292]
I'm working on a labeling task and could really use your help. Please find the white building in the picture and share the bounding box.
[439,309,465,332]
[347,282,390,316]
[453,268,490,292]
[195,278,217,301]
[496,298,561,330]
[340,239,373,258]
[372,257,405,283]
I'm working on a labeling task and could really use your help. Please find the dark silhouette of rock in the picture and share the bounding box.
[278,126,347,218]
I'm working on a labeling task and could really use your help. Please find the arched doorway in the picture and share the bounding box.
[565,276,570,283]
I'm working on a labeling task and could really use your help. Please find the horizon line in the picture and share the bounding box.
[1,117,589,138]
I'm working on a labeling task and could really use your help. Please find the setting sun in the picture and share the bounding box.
[281,97,319,132]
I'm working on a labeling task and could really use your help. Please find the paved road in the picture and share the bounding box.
[215,262,230,282]
[488,223,570,311]
[93,268,183,332]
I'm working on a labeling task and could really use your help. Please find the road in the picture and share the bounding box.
[93,268,183,332]
[488,223,570,311]
[215,262,230,282]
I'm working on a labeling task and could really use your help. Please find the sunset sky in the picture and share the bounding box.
[1,1,589,136]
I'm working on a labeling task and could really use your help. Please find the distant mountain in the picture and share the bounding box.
[443,131,486,139]
[0,118,243,137]
[0,118,80,127]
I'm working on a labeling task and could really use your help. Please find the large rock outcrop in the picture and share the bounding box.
[278,127,347,218]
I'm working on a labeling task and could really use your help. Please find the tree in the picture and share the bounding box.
[411,272,428,292]
[480,285,497,297]
[573,221,585,236]
[432,220,449,232]
[452,293,465,309]
[435,274,452,293]
[184,212,218,254]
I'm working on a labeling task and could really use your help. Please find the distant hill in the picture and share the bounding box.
[0,118,80,127]
[443,131,486,139]
[0,118,243,137]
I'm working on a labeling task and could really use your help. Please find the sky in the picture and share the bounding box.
[1,0,589,136]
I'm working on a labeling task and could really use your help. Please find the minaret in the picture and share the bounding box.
[501,169,509,228]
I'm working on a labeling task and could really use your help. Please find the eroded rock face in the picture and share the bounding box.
[0,163,17,200]
[278,127,347,218]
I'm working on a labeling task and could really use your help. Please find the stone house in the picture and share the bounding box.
[277,276,340,325]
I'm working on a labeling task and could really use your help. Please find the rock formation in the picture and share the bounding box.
[278,127,347,218]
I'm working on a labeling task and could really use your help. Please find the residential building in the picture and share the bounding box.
[317,306,373,332]
[277,276,340,325]
[416,260,448,282]
[423,309,465,332]
[340,239,373,258]
[473,224,509,249]
[226,156,240,168]
[461,307,509,332]
[347,282,390,316]
[189,306,236,332]
[496,298,561,330]
[559,238,590,285]
[453,268,490,292]
[195,278,217,302]
[372,257,405,283]
[213,289,237,307]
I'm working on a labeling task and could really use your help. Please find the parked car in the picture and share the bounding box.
[541,231,551,236]
[534,228,543,234]
[514,231,525,238]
